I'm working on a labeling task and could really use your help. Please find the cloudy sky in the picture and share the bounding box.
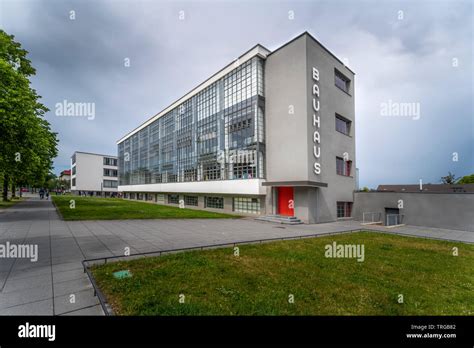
[1,0,472,188]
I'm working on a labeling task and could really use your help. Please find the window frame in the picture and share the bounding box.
[334,68,351,95]
[103,179,118,188]
[336,157,352,177]
[335,114,351,136]
[337,202,353,218]
[184,195,198,206]
[168,194,180,204]
[205,196,224,209]
[233,197,260,214]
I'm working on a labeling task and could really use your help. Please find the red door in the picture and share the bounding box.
[278,187,294,216]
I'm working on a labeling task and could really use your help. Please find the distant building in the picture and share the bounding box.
[58,169,71,192]
[59,169,71,181]
[71,151,118,196]
[376,184,474,193]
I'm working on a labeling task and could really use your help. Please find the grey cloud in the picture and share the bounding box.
[1,0,472,187]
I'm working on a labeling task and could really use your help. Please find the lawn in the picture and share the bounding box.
[91,231,474,315]
[0,197,22,209]
[52,196,238,220]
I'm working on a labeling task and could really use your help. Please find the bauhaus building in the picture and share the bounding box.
[117,32,356,223]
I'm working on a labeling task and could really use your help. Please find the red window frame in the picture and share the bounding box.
[345,160,352,176]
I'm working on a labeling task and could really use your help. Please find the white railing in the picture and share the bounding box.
[386,214,404,226]
[362,212,382,224]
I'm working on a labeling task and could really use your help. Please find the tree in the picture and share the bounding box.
[440,172,459,185]
[0,30,58,200]
[457,174,474,184]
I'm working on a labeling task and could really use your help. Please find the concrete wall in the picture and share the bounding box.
[305,35,356,223]
[294,186,319,223]
[265,35,309,182]
[264,33,356,223]
[353,192,474,232]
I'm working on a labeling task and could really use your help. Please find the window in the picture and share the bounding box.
[336,157,352,176]
[335,114,351,136]
[156,194,165,203]
[229,118,252,133]
[232,162,256,179]
[103,169,118,177]
[72,166,76,175]
[71,154,76,165]
[203,163,221,181]
[184,195,198,206]
[168,194,179,204]
[337,202,353,218]
[103,180,118,188]
[334,69,350,94]
[103,157,117,166]
[117,56,265,187]
[205,196,224,209]
[72,178,76,186]
[233,197,260,214]
[183,169,197,182]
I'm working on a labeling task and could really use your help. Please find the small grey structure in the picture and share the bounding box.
[353,184,474,231]
[71,151,118,196]
[117,32,356,223]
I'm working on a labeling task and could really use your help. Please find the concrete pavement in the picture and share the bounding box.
[0,197,471,315]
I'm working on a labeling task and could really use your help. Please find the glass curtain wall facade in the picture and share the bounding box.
[118,57,265,186]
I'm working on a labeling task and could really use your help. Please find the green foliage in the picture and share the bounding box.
[440,171,458,184]
[0,29,58,199]
[457,174,474,184]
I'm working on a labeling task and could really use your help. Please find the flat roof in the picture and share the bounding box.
[268,31,355,75]
[72,151,117,159]
[117,31,355,144]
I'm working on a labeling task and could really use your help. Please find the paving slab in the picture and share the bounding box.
[54,288,100,315]
[60,304,104,316]
[0,298,53,315]
[0,282,52,309]
[2,274,53,294]
[53,276,93,297]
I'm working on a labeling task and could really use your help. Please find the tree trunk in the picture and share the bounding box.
[2,174,9,201]
[11,181,16,199]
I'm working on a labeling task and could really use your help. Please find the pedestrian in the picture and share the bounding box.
[39,188,44,199]
[46,190,49,200]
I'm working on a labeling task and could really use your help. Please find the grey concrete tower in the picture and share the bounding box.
[264,32,356,223]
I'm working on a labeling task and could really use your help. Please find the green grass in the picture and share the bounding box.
[52,196,238,220]
[0,197,22,209]
[91,231,474,315]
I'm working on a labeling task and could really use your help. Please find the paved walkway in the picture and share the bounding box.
[0,197,472,315]
[0,198,103,315]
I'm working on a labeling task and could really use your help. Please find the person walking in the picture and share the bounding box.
[46,190,50,200]
[39,188,44,199]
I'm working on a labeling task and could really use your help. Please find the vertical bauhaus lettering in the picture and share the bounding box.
[312,67,322,175]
